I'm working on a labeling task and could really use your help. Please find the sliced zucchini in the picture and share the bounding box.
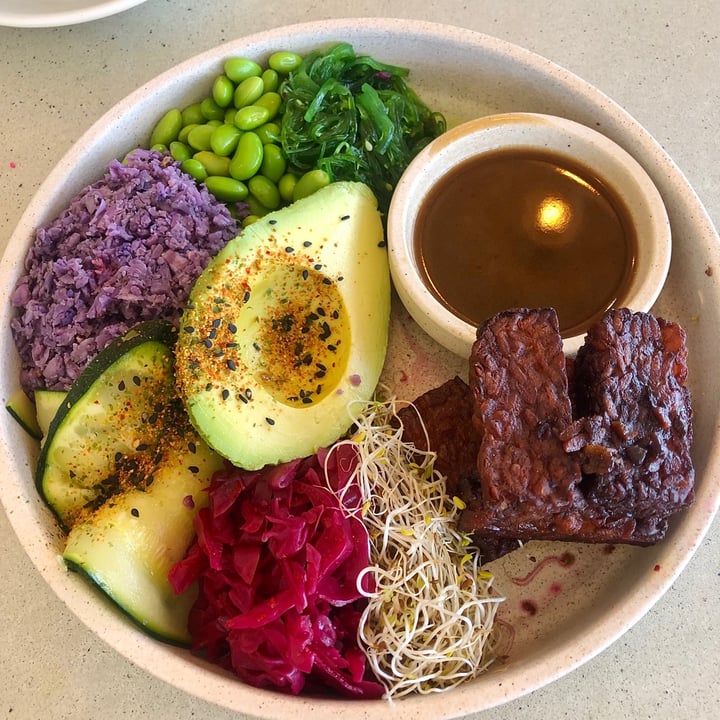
[36,321,178,529]
[63,413,223,645]
[34,389,68,441]
[5,388,41,439]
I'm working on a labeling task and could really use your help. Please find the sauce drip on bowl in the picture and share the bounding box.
[414,148,637,337]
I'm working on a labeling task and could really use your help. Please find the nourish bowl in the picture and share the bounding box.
[1,17,720,720]
[387,112,672,357]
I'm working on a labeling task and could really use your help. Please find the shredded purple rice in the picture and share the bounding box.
[11,148,239,393]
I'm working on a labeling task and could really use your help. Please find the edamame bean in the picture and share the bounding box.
[193,150,231,177]
[261,68,280,93]
[293,169,330,201]
[229,131,264,180]
[268,51,303,74]
[204,176,249,203]
[246,193,270,218]
[212,74,235,108]
[181,103,205,126]
[200,97,225,122]
[210,123,242,156]
[181,158,208,182]
[260,143,286,183]
[186,123,216,151]
[233,75,264,109]
[149,108,182,147]
[234,105,272,131]
[254,121,281,145]
[178,123,197,144]
[150,143,168,153]
[224,57,262,83]
[278,172,298,203]
[169,140,192,163]
[254,91,281,118]
[248,175,280,210]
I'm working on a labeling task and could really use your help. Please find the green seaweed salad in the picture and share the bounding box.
[279,42,446,213]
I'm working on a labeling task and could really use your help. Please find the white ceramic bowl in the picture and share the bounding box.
[1,17,719,720]
[387,112,672,357]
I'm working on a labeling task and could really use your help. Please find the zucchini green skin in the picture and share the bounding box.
[63,415,223,646]
[5,389,41,439]
[36,320,179,530]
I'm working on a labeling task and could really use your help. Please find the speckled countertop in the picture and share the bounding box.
[1,1,719,719]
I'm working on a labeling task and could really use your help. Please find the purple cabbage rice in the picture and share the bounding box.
[11,149,239,394]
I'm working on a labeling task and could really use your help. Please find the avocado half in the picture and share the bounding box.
[175,181,391,469]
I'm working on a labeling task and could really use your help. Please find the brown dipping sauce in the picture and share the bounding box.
[415,148,637,337]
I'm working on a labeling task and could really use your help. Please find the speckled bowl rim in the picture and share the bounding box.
[0,17,718,720]
[387,111,672,357]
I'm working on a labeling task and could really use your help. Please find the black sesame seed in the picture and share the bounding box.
[303,240,312,247]
[337,276,344,282]
[222,388,230,400]
[188,441,197,453]
[118,380,126,391]
[327,344,337,352]
[212,318,222,328]
[243,290,251,303]
[184,326,195,333]
[266,417,275,425]
[245,388,253,399]
[269,219,277,225]
[228,322,237,333]
[314,263,322,271]
[316,307,326,316]
[227,359,237,371]
[302,269,309,280]
[135,443,148,452]
[322,277,332,285]
[132,375,141,386]
[131,508,140,517]
[316,363,327,371]
[340,214,350,221]
[378,240,387,248]
[285,246,294,253]
[238,392,249,403]
[188,466,200,474]
[206,382,213,391]
[253,342,261,352]
[209,328,217,339]
[302,396,313,404]
[203,338,213,348]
